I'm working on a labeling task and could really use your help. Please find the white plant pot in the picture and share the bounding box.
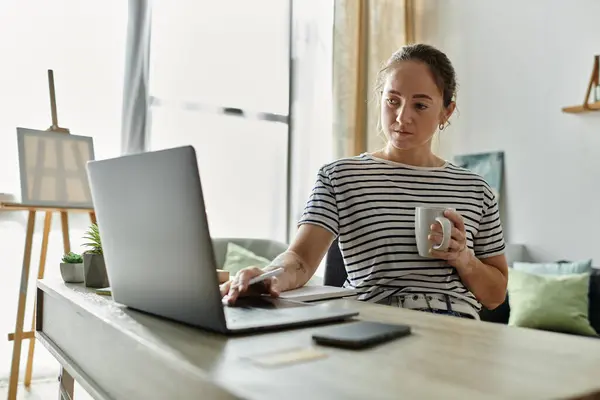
[60,262,84,283]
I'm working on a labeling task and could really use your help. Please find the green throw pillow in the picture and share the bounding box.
[513,259,592,275]
[507,269,598,337]
[222,242,271,276]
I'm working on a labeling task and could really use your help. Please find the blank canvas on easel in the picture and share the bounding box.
[16,127,95,207]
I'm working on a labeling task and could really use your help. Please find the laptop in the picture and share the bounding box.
[85,145,358,334]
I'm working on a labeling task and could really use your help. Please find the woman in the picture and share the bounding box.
[221,43,508,319]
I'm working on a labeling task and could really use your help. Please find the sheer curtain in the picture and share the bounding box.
[121,0,152,155]
[0,0,127,381]
[365,0,412,152]
[148,0,290,243]
[289,0,334,245]
[332,0,409,156]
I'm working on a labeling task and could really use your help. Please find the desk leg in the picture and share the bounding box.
[24,211,53,387]
[8,210,36,400]
[58,367,75,400]
[60,211,70,253]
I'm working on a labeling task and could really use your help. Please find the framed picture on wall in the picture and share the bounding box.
[16,127,95,208]
[453,151,504,202]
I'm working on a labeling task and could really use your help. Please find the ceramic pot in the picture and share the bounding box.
[60,263,84,283]
[83,253,109,288]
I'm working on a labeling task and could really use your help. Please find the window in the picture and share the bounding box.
[0,0,127,381]
[149,0,291,243]
[0,1,126,193]
[150,109,288,240]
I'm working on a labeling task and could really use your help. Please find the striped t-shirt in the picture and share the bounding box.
[298,153,505,312]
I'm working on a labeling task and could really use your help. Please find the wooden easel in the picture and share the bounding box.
[5,70,96,400]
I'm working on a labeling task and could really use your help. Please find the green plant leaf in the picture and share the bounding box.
[61,252,83,263]
[82,223,103,255]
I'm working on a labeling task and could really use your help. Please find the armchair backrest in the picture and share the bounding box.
[323,239,347,287]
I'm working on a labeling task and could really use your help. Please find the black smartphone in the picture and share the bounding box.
[312,321,411,349]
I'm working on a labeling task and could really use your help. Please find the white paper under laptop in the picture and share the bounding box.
[279,285,356,302]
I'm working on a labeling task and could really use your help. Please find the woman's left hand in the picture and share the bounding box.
[428,209,474,270]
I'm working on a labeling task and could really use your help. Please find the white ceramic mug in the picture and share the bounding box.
[415,206,453,258]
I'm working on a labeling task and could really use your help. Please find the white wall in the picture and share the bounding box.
[417,0,600,262]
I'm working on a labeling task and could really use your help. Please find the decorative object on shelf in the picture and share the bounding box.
[454,151,504,204]
[562,55,600,114]
[82,223,109,288]
[59,252,84,283]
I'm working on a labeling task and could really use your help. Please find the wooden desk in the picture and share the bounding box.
[1,202,95,400]
[36,278,600,400]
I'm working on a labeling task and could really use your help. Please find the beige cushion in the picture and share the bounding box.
[222,242,272,276]
[212,238,288,269]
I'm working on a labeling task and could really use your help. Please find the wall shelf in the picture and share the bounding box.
[562,101,600,114]
[562,55,599,114]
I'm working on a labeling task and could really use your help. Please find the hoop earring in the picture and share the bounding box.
[438,123,445,131]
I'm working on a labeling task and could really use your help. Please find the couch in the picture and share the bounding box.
[324,241,600,335]
[478,245,600,336]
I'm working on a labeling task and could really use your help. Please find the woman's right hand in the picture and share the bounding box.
[219,267,281,306]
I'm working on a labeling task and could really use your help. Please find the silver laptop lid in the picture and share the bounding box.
[86,146,227,332]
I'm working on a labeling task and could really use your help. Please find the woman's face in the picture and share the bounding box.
[380,60,454,151]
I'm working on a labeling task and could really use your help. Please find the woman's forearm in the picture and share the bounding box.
[456,254,508,309]
[263,251,316,292]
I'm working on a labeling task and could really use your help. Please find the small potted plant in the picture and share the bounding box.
[60,252,84,283]
[82,223,109,288]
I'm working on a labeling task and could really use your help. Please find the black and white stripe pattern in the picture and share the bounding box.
[299,153,505,312]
